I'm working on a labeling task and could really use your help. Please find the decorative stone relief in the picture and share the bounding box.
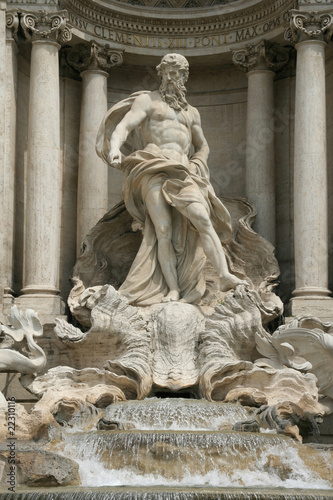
[285,9,333,43]
[6,11,19,40]
[20,9,72,43]
[232,40,289,73]
[0,306,46,374]
[62,0,295,37]
[112,0,228,8]
[60,0,296,56]
[233,398,324,443]
[17,281,329,442]
[255,317,333,403]
[70,199,282,311]
[64,41,123,74]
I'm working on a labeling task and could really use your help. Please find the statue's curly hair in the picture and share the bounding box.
[156,53,189,82]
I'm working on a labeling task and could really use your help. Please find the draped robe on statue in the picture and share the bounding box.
[96,91,233,306]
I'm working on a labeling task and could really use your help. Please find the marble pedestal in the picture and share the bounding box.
[288,296,333,323]
[15,295,66,325]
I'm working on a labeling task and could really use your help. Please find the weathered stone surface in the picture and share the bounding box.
[0,402,59,442]
[26,367,128,414]
[259,400,322,442]
[224,388,268,407]
[27,283,327,432]
[232,419,260,433]
[233,392,326,443]
[53,285,286,404]
[152,302,204,391]
[0,449,79,487]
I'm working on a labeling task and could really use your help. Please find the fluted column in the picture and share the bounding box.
[233,41,289,245]
[66,42,123,252]
[0,9,19,321]
[285,10,333,319]
[17,11,71,317]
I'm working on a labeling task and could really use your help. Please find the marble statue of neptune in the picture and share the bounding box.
[96,53,246,305]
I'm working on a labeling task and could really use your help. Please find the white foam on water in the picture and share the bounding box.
[74,457,331,490]
[51,399,332,492]
[55,430,331,490]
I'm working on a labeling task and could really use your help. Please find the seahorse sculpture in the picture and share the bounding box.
[0,306,46,374]
[255,322,333,400]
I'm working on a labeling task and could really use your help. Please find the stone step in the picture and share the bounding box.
[1,486,333,500]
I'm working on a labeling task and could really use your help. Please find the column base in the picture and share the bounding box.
[292,286,331,298]
[287,296,333,322]
[15,294,66,324]
[0,286,15,324]
[21,284,61,295]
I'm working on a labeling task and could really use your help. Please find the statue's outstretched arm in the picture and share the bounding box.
[109,93,150,168]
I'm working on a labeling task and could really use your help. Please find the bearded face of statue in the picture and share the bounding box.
[159,64,188,111]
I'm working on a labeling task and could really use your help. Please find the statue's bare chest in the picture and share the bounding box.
[149,101,191,128]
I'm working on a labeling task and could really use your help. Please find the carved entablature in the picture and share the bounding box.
[57,0,297,57]
[20,9,72,44]
[232,40,289,73]
[285,9,333,44]
[65,41,123,75]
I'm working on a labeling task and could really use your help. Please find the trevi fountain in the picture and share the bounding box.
[0,0,333,498]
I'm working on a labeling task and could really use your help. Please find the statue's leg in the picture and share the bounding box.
[145,186,180,301]
[185,202,247,292]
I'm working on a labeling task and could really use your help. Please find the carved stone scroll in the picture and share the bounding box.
[20,10,72,44]
[65,41,123,74]
[6,11,19,41]
[232,40,289,73]
[285,10,333,44]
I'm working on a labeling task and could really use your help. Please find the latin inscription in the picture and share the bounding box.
[69,12,286,50]
[6,1,296,50]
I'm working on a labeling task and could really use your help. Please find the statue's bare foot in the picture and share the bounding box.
[220,274,249,293]
[162,290,180,302]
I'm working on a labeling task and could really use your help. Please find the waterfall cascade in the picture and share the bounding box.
[38,398,333,499]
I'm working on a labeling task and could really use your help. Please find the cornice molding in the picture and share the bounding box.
[61,0,295,35]
[56,0,296,56]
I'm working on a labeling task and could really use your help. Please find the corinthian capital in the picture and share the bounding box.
[285,10,333,44]
[232,40,289,73]
[20,10,72,44]
[65,42,123,75]
[6,11,19,41]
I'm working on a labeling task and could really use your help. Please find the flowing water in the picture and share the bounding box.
[103,398,250,431]
[50,398,333,494]
[1,488,333,500]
